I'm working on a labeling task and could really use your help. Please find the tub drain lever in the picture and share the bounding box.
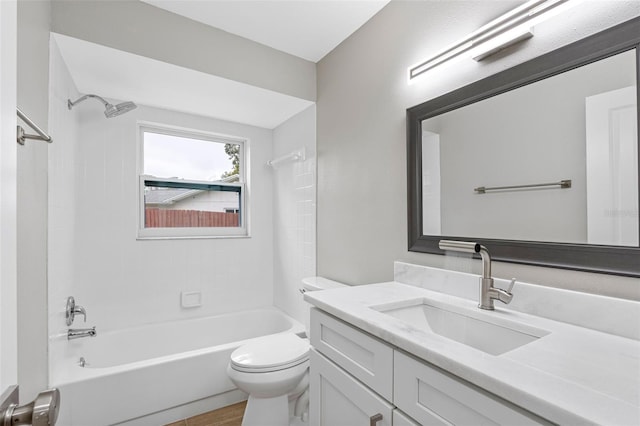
[1,388,60,426]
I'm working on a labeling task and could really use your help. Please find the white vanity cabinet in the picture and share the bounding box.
[309,308,550,426]
[309,308,418,426]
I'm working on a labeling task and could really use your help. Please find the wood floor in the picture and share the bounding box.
[165,401,246,426]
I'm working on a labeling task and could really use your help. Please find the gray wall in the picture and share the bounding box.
[17,0,50,402]
[317,0,640,300]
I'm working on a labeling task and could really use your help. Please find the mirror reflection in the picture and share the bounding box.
[421,49,638,246]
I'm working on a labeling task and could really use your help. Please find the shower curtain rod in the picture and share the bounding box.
[16,107,53,145]
[267,147,305,168]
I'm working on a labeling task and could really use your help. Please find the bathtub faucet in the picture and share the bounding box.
[68,326,97,340]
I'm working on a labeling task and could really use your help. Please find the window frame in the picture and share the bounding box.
[137,122,250,239]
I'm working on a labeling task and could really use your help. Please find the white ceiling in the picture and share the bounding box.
[54,33,314,129]
[54,1,390,129]
[141,0,391,62]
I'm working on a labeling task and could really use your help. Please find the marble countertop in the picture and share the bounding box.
[305,281,640,425]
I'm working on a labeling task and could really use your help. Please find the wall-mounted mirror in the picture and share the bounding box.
[407,17,640,277]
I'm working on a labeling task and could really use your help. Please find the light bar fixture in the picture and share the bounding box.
[408,0,579,81]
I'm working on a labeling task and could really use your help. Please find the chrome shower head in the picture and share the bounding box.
[68,94,137,118]
[104,101,137,118]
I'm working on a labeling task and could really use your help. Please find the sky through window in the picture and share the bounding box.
[143,132,237,181]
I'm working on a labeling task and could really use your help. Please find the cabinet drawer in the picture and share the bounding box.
[310,308,393,400]
[394,351,551,426]
[310,349,393,426]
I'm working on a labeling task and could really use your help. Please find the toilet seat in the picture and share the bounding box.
[230,333,310,373]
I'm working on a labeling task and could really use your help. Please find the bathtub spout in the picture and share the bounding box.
[68,326,96,340]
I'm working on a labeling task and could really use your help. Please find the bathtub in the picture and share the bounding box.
[50,307,305,426]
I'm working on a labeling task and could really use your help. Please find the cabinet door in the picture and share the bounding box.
[310,349,392,426]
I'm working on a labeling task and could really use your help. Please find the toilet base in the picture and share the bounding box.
[242,394,288,426]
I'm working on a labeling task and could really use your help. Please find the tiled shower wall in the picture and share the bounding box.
[48,38,277,382]
[48,38,79,348]
[272,105,317,329]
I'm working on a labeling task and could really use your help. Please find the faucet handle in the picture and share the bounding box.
[66,296,87,326]
[73,305,87,322]
[492,278,517,306]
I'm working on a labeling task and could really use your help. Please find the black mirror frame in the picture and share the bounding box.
[407,17,640,277]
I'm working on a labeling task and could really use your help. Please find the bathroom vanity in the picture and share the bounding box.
[309,309,551,425]
[305,263,640,425]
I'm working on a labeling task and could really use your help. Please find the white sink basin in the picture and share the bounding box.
[373,300,549,355]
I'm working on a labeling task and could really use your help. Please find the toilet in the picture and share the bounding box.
[227,277,346,426]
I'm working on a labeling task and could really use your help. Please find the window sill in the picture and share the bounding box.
[137,227,249,240]
[136,234,251,241]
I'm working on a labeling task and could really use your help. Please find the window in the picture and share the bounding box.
[138,123,248,238]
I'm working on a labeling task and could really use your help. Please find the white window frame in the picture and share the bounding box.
[137,122,250,239]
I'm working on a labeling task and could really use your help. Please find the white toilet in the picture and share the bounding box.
[227,277,346,426]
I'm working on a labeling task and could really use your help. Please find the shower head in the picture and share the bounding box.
[67,94,137,118]
[104,101,137,118]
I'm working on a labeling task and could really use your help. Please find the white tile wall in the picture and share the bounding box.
[48,39,277,384]
[48,38,80,379]
[273,105,317,329]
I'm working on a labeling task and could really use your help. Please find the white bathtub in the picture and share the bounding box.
[51,307,304,426]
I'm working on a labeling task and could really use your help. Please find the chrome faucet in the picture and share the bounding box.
[66,296,87,326]
[439,240,516,310]
[67,326,96,340]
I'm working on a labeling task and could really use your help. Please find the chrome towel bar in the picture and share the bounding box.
[16,107,52,145]
[474,179,571,194]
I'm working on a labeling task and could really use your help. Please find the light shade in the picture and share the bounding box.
[408,0,579,81]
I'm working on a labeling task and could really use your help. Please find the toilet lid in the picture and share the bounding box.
[230,334,309,372]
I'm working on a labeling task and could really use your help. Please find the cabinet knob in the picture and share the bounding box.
[369,413,383,426]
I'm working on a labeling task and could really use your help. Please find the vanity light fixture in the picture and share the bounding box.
[408,0,579,81]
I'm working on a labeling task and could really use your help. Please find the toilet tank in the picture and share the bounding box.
[301,277,347,335]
